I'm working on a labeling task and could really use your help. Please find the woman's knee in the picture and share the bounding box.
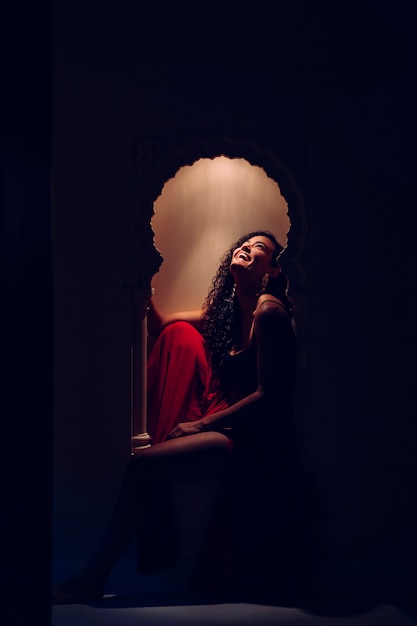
[130,432,233,467]
[160,321,203,347]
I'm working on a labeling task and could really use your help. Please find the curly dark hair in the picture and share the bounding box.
[201,230,292,373]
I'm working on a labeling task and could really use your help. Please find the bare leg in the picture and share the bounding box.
[52,431,233,603]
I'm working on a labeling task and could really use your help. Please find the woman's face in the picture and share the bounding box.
[230,236,277,282]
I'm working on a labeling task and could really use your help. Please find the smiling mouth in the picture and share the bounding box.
[237,252,250,260]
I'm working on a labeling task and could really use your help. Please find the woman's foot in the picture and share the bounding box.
[52,573,105,604]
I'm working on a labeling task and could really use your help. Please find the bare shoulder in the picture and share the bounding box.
[254,295,287,319]
[254,295,293,347]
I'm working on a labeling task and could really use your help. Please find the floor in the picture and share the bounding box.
[51,557,417,626]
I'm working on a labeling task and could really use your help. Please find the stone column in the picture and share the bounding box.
[130,289,151,452]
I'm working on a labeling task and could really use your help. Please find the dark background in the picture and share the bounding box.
[2,1,413,624]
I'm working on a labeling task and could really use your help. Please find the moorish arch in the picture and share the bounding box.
[125,134,308,451]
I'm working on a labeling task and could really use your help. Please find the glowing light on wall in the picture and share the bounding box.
[151,156,290,313]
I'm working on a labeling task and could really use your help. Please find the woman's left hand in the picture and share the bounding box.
[168,420,204,439]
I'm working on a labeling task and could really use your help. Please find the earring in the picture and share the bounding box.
[231,283,236,299]
[257,273,269,296]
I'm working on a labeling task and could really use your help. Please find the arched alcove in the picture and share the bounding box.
[127,135,307,293]
[126,134,308,450]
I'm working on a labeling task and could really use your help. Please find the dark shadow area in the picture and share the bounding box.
[2,1,53,625]
[301,564,417,619]
[52,590,207,609]
[51,561,417,621]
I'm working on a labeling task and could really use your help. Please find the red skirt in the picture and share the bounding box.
[147,321,230,443]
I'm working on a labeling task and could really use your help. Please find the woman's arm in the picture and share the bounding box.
[168,300,295,438]
[147,297,204,337]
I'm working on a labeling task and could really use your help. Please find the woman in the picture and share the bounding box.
[53,230,308,604]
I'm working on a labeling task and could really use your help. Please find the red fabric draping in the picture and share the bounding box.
[147,321,230,443]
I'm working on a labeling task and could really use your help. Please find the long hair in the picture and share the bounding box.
[201,230,292,373]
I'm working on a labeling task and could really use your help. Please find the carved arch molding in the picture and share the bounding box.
[126,134,309,447]
[127,134,308,295]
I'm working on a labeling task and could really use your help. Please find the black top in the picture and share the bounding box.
[218,343,258,402]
